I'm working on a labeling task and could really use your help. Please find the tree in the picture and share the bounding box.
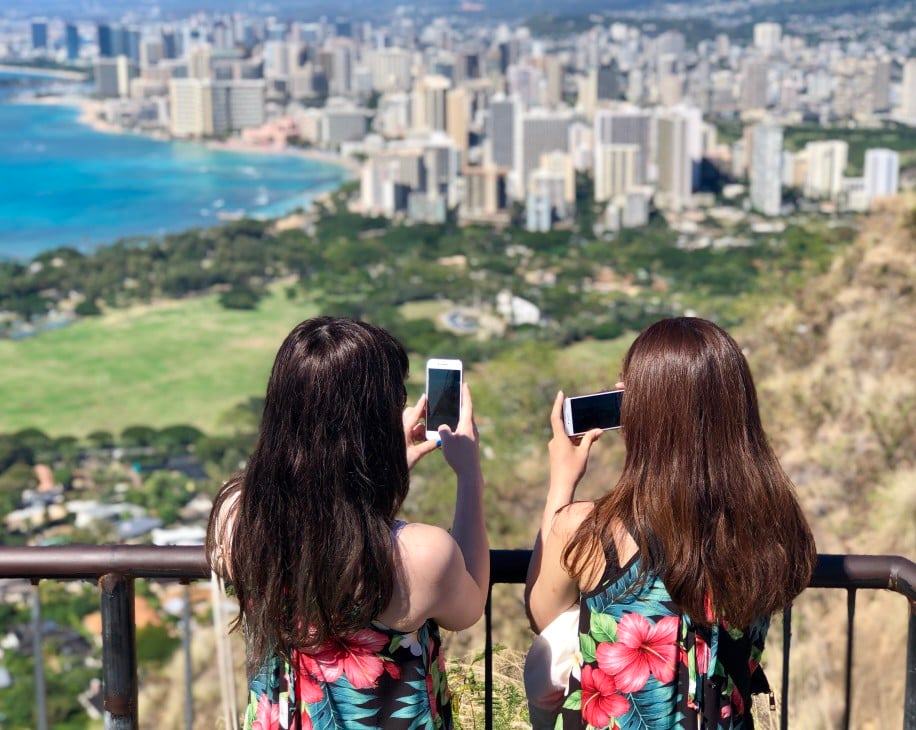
[75,298,101,316]
[154,424,204,452]
[219,284,262,310]
[121,425,157,448]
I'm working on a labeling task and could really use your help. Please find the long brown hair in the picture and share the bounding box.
[564,317,816,627]
[206,317,411,668]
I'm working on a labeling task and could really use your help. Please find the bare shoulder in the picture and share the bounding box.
[395,522,460,584]
[551,500,596,540]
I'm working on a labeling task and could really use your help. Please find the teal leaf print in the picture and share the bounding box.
[586,561,671,618]
[580,633,597,664]
[307,675,378,729]
[590,613,617,643]
[617,676,676,729]
[391,668,434,730]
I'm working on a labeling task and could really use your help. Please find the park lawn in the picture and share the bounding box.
[0,288,316,437]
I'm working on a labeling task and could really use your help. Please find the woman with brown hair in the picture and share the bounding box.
[525,317,816,729]
[207,317,488,729]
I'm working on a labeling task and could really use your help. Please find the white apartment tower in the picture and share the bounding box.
[863,148,899,204]
[803,140,848,200]
[901,58,916,124]
[656,112,692,211]
[749,123,783,216]
[594,144,642,202]
[753,23,782,55]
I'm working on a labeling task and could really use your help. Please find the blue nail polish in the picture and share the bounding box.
[436,439,442,448]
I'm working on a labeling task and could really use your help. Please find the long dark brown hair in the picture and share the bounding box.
[206,317,411,667]
[564,317,816,628]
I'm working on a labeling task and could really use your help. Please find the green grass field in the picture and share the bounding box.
[0,288,316,437]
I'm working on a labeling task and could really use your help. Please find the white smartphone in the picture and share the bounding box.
[425,358,463,441]
[563,389,623,437]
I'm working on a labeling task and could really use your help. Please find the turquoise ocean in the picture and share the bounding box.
[0,78,346,259]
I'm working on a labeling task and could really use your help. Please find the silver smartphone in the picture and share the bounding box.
[425,358,462,440]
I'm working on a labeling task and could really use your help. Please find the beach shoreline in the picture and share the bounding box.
[14,93,358,178]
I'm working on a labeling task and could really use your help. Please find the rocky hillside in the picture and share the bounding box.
[743,197,915,729]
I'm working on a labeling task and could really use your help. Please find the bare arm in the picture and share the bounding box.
[437,382,489,624]
[525,390,605,633]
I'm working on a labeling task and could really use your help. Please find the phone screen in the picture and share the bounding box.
[569,391,623,434]
[427,368,461,432]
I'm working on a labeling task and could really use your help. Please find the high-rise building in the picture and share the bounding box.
[188,45,213,80]
[514,109,571,198]
[485,96,516,168]
[461,165,508,221]
[544,55,564,107]
[593,107,652,180]
[656,112,692,211]
[322,106,369,147]
[94,56,132,98]
[594,144,642,202]
[446,87,470,155]
[369,48,412,93]
[169,78,216,137]
[65,24,80,61]
[31,21,48,51]
[753,23,782,55]
[508,63,546,109]
[412,75,450,132]
[863,148,899,204]
[749,123,783,216]
[803,140,848,200]
[901,59,916,124]
[97,24,113,57]
[740,60,768,110]
[169,78,265,137]
[139,37,163,70]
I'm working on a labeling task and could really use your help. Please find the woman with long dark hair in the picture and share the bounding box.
[525,317,816,728]
[207,317,488,729]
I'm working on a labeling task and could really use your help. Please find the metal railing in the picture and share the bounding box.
[0,546,913,729]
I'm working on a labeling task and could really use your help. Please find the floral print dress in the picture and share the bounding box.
[560,544,773,730]
[244,618,453,730]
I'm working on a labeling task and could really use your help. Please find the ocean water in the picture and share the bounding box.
[0,94,346,259]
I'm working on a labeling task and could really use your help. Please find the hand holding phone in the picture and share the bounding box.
[562,389,623,437]
[425,358,462,440]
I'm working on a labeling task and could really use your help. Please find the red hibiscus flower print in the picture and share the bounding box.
[294,652,327,704]
[595,613,680,693]
[695,634,710,675]
[580,665,631,728]
[251,693,279,730]
[299,629,389,690]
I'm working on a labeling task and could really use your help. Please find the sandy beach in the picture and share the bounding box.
[13,93,357,178]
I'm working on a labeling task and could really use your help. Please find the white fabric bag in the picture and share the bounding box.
[523,607,581,729]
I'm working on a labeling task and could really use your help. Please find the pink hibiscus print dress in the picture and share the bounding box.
[244,619,452,730]
[560,538,772,729]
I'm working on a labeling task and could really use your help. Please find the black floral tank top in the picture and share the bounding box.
[560,540,773,729]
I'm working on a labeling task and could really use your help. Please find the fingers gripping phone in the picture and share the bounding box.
[563,389,623,437]
[425,359,462,440]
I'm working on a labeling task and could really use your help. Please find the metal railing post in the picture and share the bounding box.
[100,573,138,730]
[183,583,194,730]
[31,582,48,730]
[484,586,493,730]
[905,599,915,730]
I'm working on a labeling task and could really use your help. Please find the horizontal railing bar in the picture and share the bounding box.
[0,545,209,580]
[0,547,913,599]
